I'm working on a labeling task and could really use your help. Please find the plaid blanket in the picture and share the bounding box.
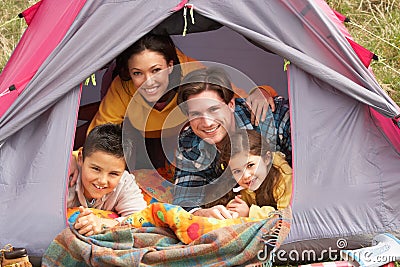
[42,204,291,266]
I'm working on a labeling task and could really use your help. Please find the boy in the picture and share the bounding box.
[68,123,147,236]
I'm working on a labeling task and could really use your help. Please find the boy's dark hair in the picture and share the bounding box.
[177,67,235,115]
[82,123,124,161]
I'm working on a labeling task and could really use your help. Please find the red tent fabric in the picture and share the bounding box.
[346,37,376,68]
[19,1,42,25]
[333,9,349,23]
[319,5,376,68]
[0,0,86,117]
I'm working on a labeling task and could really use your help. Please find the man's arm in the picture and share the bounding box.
[172,155,207,211]
[173,149,237,219]
[173,126,238,218]
[173,169,236,219]
[172,127,209,211]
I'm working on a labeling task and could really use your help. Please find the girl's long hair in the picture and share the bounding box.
[218,129,281,208]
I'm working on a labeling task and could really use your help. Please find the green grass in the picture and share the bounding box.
[0,1,37,71]
[327,0,400,105]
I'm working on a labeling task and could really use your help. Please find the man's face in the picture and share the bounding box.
[78,151,126,200]
[186,90,235,145]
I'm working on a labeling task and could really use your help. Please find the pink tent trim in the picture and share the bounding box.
[371,108,400,152]
[333,10,348,23]
[316,1,400,151]
[20,0,43,26]
[0,0,87,118]
[346,37,375,68]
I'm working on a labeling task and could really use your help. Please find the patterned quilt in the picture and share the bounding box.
[43,203,291,266]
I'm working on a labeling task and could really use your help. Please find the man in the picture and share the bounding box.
[173,67,291,219]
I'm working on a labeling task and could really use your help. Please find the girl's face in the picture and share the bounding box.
[229,151,272,191]
[128,49,173,103]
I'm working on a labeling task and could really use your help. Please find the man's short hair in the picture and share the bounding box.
[82,123,124,160]
[177,67,235,115]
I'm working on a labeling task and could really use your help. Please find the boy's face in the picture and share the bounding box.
[78,150,126,200]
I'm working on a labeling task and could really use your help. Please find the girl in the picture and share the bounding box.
[208,129,292,219]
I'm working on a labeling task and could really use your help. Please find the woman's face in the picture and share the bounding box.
[128,49,173,103]
[229,151,271,191]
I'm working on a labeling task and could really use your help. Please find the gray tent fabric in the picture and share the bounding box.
[172,27,289,98]
[0,86,80,255]
[289,65,400,235]
[0,0,399,262]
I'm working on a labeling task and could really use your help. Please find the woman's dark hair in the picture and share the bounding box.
[177,67,235,115]
[116,33,182,90]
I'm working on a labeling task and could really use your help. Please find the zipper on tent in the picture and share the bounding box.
[84,73,97,86]
[64,83,84,226]
[284,59,294,208]
[0,85,16,97]
[182,4,195,36]
[283,59,291,71]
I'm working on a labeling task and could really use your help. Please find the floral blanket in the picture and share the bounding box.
[42,203,291,266]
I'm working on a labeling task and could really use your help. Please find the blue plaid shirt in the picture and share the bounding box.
[173,97,291,210]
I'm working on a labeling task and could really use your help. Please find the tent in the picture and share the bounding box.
[1,0,399,264]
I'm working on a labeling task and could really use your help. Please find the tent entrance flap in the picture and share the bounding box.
[0,86,80,256]
[1,0,399,264]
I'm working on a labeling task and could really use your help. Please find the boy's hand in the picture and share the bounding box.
[74,206,102,236]
[226,195,250,217]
